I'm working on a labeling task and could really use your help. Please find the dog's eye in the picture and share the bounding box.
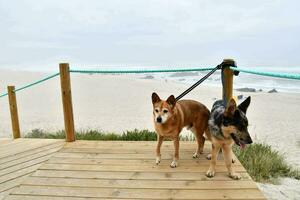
[163,110,168,113]
[155,109,159,113]
[223,118,229,126]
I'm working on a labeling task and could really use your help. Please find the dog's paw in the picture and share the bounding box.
[155,156,161,165]
[229,173,241,180]
[170,160,178,168]
[206,154,212,160]
[206,169,215,178]
[192,152,200,159]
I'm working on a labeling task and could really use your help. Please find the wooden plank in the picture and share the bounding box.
[59,63,75,142]
[0,139,64,199]
[57,148,240,164]
[0,140,42,158]
[0,139,63,160]
[63,140,210,149]
[4,195,120,200]
[0,163,41,185]
[0,139,37,149]
[7,86,21,139]
[0,153,58,177]
[22,176,258,190]
[39,163,246,172]
[0,139,61,150]
[0,145,63,170]
[0,188,15,200]
[54,151,218,159]
[0,175,29,193]
[0,139,35,150]
[53,152,230,161]
[46,157,242,166]
[32,170,252,181]
[10,185,266,199]
[0,139,63,184]
[0,140,64,165]
[60,148,210,154]
[0,138,62,196]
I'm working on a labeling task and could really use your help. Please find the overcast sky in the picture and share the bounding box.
[0,0,299,71]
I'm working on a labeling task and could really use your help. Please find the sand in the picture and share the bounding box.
[0,70,299,199]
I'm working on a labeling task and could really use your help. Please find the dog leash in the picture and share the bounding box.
[175,65,222,101]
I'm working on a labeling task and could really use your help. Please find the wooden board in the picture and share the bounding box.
[1,140,265,199]
[0,139,64,200]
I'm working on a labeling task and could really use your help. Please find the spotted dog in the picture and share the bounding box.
[205,97,253,179]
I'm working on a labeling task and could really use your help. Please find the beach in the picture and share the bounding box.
[0,70,299,199]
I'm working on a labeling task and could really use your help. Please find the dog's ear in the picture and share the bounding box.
[152,92,161,104]
[225,98,237,116]
[238,96,251,114]
[166,95,176,108]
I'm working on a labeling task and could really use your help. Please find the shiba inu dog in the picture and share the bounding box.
[205,97,252,179]
[151,92,210,168]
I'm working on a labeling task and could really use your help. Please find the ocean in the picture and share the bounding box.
[135,66,300,93]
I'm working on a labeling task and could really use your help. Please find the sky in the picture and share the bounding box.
[0,0,299,71]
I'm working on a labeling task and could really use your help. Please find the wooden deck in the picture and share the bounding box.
[0,139,265,200]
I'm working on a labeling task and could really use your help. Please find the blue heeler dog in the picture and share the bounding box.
[205,97,253,180]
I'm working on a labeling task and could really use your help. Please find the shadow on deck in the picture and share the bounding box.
[0,138,265,199]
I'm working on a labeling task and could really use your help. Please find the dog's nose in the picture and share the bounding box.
[156,117,162,123]
[247,136,253,144]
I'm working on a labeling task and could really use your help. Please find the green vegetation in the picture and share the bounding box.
[25,129,157,141]
[233,143,299,183]
[25,128,195,141]
[26,129,299,183]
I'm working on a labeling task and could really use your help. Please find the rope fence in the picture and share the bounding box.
[230,67,300,80]
[0,65,300,98]
[0,72,60,98]
[69,67,215,74]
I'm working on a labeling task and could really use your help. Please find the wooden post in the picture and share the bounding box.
[59,63,75,142]
[221,59,236,104]
[7,86,21,139]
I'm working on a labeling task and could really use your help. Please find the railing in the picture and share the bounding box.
[0,59,299,141]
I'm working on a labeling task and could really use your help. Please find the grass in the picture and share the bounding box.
[25,129,158,141]
[25,128,195,141]
[233,143,300,183]
[26,128,299,183]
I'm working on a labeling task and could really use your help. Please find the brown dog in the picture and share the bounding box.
[151,92,210,167]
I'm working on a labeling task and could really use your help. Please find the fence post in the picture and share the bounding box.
[221,59,238,104]
[7,86,21,139]
[59,63,75,142]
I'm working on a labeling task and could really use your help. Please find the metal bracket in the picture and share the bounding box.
[221,59,239,76]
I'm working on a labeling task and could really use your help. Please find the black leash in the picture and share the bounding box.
[175,65,222,101]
